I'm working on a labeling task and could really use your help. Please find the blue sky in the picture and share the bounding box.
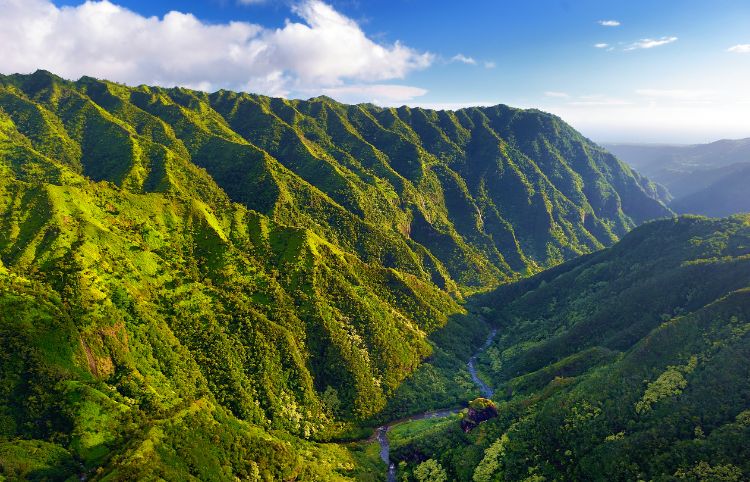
[3,0,750,142]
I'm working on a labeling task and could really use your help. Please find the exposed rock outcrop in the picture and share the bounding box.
[460,398,498,432]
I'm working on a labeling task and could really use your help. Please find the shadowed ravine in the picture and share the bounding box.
[376,329,498,481]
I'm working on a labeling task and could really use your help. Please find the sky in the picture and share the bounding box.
[1,0,749,143]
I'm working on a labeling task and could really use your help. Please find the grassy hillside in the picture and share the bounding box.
[0,70,669,480]
[389,216,750,481]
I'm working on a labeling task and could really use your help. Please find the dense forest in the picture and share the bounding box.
[0,70,677,480]
[390,215,750,481]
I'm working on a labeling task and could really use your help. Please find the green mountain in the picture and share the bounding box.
[390,215,750,481]
[0,70,669,480]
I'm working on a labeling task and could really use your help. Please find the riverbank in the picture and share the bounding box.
[373,329,497,481]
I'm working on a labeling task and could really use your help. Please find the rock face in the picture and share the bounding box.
[461,398,498,432]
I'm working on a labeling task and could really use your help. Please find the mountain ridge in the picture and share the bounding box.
[0,70,671,480]
[1,69,671,286]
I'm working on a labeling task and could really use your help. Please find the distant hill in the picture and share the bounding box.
[606,139,750,216]
[605,138,750,178]
[671,164,750,217]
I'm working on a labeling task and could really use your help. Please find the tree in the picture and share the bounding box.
[414,459,448,482]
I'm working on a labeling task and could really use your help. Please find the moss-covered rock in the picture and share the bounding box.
[461,398,498,432]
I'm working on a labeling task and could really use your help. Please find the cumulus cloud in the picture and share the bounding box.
[0,0,433,98]
[728,44,750,53]
[598,20,620,27]
[625,36,678,50]
[594,43,609,49]
[450,54,476,65]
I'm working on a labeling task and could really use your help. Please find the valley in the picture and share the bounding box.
[373,327,497,482]
[0,70,748,481]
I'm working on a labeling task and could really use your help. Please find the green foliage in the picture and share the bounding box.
[674,461,743,481]
[468,398,495,411]
[414,459,448,482]
[472,434,509,482]
[0,70,673,480]
[0,71,670,293]
[392,215,750,481]
[0,439,76,481]
[635,356,696,414]
[373,314,493,423]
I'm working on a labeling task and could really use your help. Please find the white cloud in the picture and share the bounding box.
[544,91,570,98]
[598,20,620,27]
[0,0,433,98]
[483,61,496,69]
[728,44,750,53]
[625,36,678,50]
[320,84,427,104]
[594,43,609,49]
[450,54,476,65]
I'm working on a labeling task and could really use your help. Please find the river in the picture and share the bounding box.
[375,328,497,481]
[467,329,497,398]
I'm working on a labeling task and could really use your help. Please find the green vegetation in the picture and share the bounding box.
[468,398,495,411]
[0,70,671,479]
[389,215,750,480]
[373,314,493,424]
[413,459,448,482]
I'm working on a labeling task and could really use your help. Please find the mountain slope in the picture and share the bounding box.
[1,71,670,287]
[388,215,750,481]
[0,71,670,480]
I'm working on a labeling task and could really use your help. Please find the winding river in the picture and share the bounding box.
[467,329,497,398]
[375,328,497,481]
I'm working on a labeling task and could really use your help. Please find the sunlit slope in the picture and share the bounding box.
[0,70,670,289]
[0,70,670,480]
